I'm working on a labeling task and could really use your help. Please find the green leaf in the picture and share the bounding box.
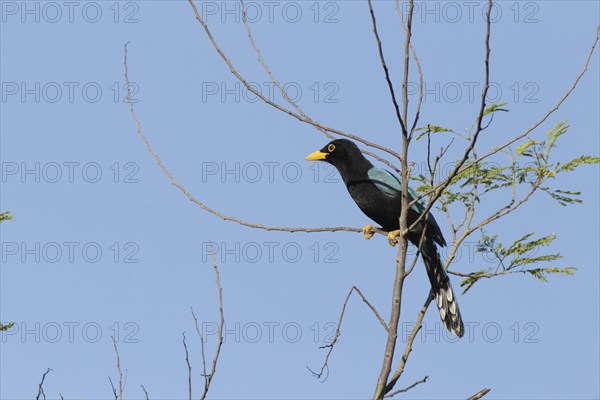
[483,102,509,116]
[516,139,540,157]
[0,322,14,331]
[0,211,13,223]
[540,186,583,206]
[526,266,577,282]
[545,120,569,150]
[557,155,600,172]
[415,124,457,141]
[460,270,487,294]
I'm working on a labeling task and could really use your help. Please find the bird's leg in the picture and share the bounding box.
[387,230,401,247]
[362,224,376,240]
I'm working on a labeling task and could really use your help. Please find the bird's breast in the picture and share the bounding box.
[346,180,401,231]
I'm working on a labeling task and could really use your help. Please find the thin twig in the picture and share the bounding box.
[200,242,225,400]
[140,384,150,400]
[367,0,407,136]
[395,0,424,138]
[182,332,192,400]
[111,336,125,400]
[405,222,428,277]
[191,308,209,390]
[309,286,388,380]
[384,375,428,398]
[400,0,413,136]
[109,377,118,400]
[36,368,52,400]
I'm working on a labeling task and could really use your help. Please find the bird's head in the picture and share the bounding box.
[305,139,363,167]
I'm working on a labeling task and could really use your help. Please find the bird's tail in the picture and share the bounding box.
[421,238,464,337]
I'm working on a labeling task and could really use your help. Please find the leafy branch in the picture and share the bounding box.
[458,232,576,294]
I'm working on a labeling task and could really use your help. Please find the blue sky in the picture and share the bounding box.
[1,1,599,399]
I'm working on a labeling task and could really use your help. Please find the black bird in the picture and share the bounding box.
[306,139,464,337]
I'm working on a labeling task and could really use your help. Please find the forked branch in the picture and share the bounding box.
[309,285,388,380]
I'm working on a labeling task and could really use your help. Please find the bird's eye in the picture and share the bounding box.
[328,144,336,152]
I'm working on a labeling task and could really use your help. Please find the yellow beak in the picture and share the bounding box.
[306,150,327,161]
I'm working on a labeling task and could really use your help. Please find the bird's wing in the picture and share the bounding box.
[367,167,425,213]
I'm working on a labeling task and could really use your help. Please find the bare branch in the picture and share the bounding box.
[199,242,225,400]
[108,377,118,400]
[240,0,333,141]
[111,335,126,400]
[467,387,492,400]
[240,0,401,173]
[309,285,388,380]
[385,292,433,394]
[123,42,386,238]
[367,0,407,136]
[405,221,428,277]
[36,368,52,400]
[191,308,209,390]
[400,0,414,134]
[384,375,428,398]
[182,332,192,400]
[187,0,403,161]
[395,0,424,137]
[140,384,150,400]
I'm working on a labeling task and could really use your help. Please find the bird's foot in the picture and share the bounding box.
[362,224,376,240]
[387,230,401,247]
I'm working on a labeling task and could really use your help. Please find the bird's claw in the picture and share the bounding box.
[362,224,375,240]
[387,230,401,247]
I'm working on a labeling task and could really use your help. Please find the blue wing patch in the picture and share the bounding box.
[367,167,426,214]
[368,167,401,196]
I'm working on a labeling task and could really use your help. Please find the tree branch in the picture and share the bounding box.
[467,387,491,400]
[394,0,424,138]
[187,0,403,161]
[140,384,150,400]
[367,0,407,136]
[384,375,428,398]
[123,42,386,238]
[198,242,225,400]
[182,332,192,400]
[372,0,417,395]
[385,291,433,394]
[309,285,388,380]
[36,368,52,400]
[111,335,126,400]
[240,0,401,174]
